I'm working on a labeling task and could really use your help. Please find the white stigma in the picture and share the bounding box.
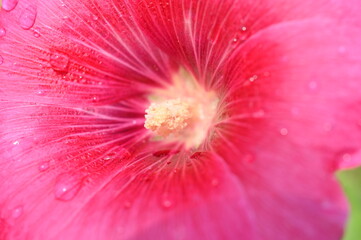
[144,68,218,149]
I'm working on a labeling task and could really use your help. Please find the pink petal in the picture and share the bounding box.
[1,0,361,239]
[0,0,171,107]
[222,18,361,169]
[212,13,361,240]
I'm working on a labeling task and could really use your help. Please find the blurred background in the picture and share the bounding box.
[339,168,361,240]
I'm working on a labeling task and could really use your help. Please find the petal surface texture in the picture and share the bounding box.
[1,0,361,240]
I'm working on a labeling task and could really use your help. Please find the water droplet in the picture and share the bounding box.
[249,75,258,82]
[49,51,69,72]
[2,0,19,11]
[231,26,249,46]
[211,178,219,186]
[35,85,50,96]
[342,153,352,163]
[32,28,41,38]
[54,173,84,201]
[263,71,270,77]
[11,206,23,219]
[104,147,130,162]
[231,37,239,45]
[12,140,20,145]
[36,89,45,95]
[308,81,319,92]
[339,150,361,169]
[280,128,289,136]
[252,109,265,118]
[190,152,204,160]
[0,56,3,65]
[153,150,171,157]
[161,196,173,209]
[38,161,49,171]
[0,28,6,38]
[153,150,179,157]
[19,6,37,30]
[91,96,99,103]
[338,46,346,54]
[124,201,132,209]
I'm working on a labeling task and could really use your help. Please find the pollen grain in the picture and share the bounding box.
[144,98,196,137]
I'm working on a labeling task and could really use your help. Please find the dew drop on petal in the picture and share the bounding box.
[38,161,50,172]
[342,153,352,164]
[35,85,51,96]
[54,173,84,201]
[49,51,69,72]
[153,150,171,157]
[249,75,258,82]
[91,96,99,103]
[104,147,130,161]
[160,195,174,209]
[32,28,41,38]
[252,109,265,118]
[161,199,173,209]
[263,71,270,77]
[0,28,6,38]
[19,6,37,30]
[308,81,319,92]
[340,151,361,169]
[211,178,219,187]
[338,46,347,55]
[231,37,239,45]
[190,152,204,160]
[35,89,45,96]
[124,201,132,209]
[280,128,289,136]
[2,0,19,11]
[11,206,23,219]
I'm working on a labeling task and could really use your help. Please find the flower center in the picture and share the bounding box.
[145,98,198,137]
[144,68,218,149]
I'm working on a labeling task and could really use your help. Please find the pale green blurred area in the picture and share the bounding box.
[339,167,361,240]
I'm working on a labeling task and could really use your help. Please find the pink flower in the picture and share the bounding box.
[1,0,361,239]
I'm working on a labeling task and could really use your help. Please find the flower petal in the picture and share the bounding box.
[134,0,361,89]
[0,0,173,107]
[223,18,361,169]
[1,0,361,239]
[213,17,361,240]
